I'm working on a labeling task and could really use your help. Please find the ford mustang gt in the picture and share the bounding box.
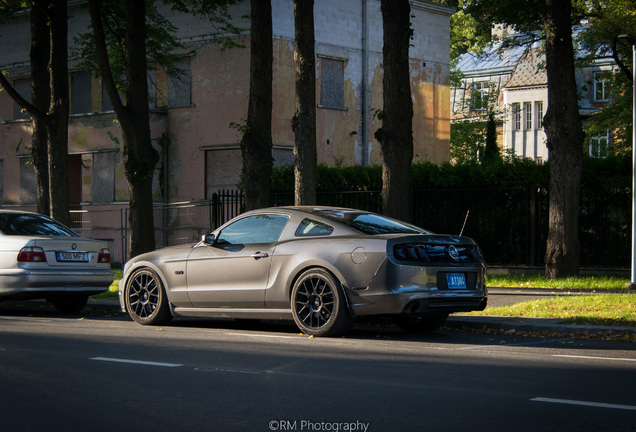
[120,206,487,336]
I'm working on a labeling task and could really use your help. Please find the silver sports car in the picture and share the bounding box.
[120,206,487,336]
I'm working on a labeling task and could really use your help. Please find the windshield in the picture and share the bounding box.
[0,213,79,237]
[315,210,431,235]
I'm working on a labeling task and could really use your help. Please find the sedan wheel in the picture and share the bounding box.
[393,313,449,332]
[124,267,172,325]
[291,268,353,337]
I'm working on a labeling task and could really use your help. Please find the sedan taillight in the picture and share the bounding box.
[18,246,47,263]
[97,248,111,264]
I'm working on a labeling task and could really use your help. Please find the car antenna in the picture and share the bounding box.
[459,210,469,236]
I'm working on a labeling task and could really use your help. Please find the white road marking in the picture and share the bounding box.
[194,367,260,374]
[531,397,636,411]
[553,354,636,363]
[90,357,183,367]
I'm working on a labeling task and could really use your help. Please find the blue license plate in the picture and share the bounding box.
[446,273,467,289]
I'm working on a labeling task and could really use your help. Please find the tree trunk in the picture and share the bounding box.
[241,0,273,211]
[30,0,50,215]
[291,0,316,206]
[88,0,159,259]
[375,0,413,221]
[543,0,584,278]
[46,0,70,227]
[122,1,159,258]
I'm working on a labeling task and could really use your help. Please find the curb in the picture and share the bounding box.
[446,314,636,337]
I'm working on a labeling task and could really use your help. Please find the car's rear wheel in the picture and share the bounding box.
[51,295,88,314]
[291,268,353,337]
[393,313,449,332]
[124,267,172,325]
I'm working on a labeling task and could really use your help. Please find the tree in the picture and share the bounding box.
[578,0,635,153]
[291,0,317,206]
[0,0,70,225]
[241,0,273,211]
[374,0,413,221]
[543,0,585,278]
[29,1,51,216]
[88,0,159,258]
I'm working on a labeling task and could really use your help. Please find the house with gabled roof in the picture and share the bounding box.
[452,36,617,162]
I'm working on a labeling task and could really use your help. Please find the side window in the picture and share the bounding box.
[295,218,334,237]
[217,214,289,245]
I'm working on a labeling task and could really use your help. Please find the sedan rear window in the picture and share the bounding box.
[0,213,79,237]
[315,210,430,235]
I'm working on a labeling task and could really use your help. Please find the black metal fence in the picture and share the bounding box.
[57,184,629,268]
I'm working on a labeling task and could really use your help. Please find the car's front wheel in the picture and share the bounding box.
[393,313,449,332]
[51,295,88,314]
[124,267,172,325]
[291,268,353,337]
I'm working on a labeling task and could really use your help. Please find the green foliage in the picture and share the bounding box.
[71,0,184,94]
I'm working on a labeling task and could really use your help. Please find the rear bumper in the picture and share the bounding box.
[0,268,114,300]
[346,262,488,317]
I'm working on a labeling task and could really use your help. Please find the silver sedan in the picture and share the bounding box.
[120,206,487,336]
[0,210,114,313]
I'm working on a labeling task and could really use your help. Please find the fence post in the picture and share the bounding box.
[211,192,218,231]
[528,185,537,267]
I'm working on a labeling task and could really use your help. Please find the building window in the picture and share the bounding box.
[471,81,489,111]
[589,131,610,158]
[594,71,610,102]
[205,148,242,198]
[19,157,36,205]
[524,102,532,130]
[512,103,521,130]
[535,101,543,129]
[71,71,92,115]
[152,58,192,109]
[12,78,31,120]
[319,57,345,110]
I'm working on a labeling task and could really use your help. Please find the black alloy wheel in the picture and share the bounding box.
[124,267,172,325]
[291,268,353,337]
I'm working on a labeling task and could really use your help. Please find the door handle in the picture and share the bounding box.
[251,252,269,260]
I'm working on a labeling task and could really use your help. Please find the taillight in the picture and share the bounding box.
[18,246,47,263]
[97,248,111,264]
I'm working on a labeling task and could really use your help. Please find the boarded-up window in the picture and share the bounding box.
[319,58,345,110]
[71,71,92,114]
[12,79,31,120]
[205,148,241,198]
[168,59,192,108]
[152,58,192,109]
[19,157,36,205]
[92,152,116,204]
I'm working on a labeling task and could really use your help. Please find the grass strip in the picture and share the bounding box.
[473,293,636,327]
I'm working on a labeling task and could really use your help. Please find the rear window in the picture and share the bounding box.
[315,210,430,235]
[0,213,79,237]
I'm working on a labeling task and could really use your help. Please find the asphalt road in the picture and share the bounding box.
[0,301,635,432]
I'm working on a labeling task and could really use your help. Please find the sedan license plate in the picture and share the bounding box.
[446,273,467,289]
[56,251,89,263]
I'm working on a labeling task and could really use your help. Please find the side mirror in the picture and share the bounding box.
[202,233,216,245]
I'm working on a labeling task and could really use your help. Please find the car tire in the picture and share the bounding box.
[393,313,449,332]
[124,267,173,325]
[51,295,88,314]
[291,268,353,337]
